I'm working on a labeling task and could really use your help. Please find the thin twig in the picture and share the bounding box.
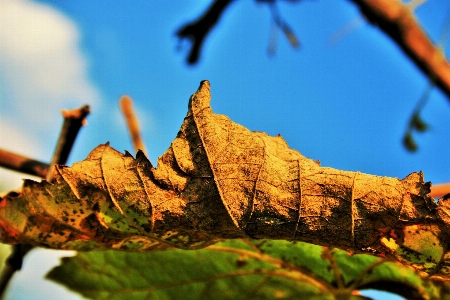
[46,105,90,181]
[176,0,234,64]
[0,149,49,178]
[267,1,299,48]
[0,244,33,296]
[430,182,450,198]
[120,96,148,156]
[350,0,450,102]
[0,105,90,298]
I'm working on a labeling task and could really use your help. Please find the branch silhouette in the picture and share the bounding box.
[176,0,234,64]
[351,0,450,101]
[177,0,450,100]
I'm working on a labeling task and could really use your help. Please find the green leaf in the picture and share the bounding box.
[251,240,335,283]
[47,240,330,300]
[47,240,449,300]
[403,132,418,152]
[411,113,429,133]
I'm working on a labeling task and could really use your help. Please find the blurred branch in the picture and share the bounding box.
[0,149,48,178]
[120,95,148,157]
[177,0,450,102]
[268,1,299,47]
[0,244,33,297]
[0,105,90,299]
[350,0,450,102]
[430,182,450,198]
[176,0,234,64]
[0,105,89,179]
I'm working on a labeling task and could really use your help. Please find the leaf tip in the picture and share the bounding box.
[136,150,152,168]
[199,80,210,89]
[403,132,417,152]
[124,150,134,158]
[188,80,212,115]
[197,80,210,98]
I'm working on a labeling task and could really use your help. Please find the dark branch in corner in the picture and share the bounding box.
[177,0,450,102]
[350,0,450,102]
[176,0,234,64]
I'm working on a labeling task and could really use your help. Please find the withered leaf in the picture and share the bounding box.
[1,81,449,280]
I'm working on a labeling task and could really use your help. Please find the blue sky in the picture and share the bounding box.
[1,0,450,299]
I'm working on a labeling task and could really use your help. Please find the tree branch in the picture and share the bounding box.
[178,0,450,101]
[176,0,234,64]
[430,182,450,198]
[0,149,48,179]
[350,0,450,102]
[46,105,90,181]
[119,96,148,157]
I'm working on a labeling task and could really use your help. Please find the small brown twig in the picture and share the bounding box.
[0,149,49,179]
[350,0,450,102]
[120,96,148,156]
[430,182,450,198]
[0,105,90,298]
[46,105,90,181]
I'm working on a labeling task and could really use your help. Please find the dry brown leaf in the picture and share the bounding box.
[1,81,449,279]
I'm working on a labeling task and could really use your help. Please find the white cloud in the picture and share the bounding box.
[0,2,100,299]
[0,0,101,141]
[0,119,44,192]
[6,248,80,300]
[0,0,102,183]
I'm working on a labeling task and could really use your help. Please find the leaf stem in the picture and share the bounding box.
[122,268,317,295]
[243,275,272,300]
[350,258,384,288]
[239,239,263,254]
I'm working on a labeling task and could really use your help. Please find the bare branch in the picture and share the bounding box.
[176,0,234,64]
[430,182,450,198]
[46,105,90,181]
[350,0,450,101]
[0,149,48,178]
[120,96,148,156]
